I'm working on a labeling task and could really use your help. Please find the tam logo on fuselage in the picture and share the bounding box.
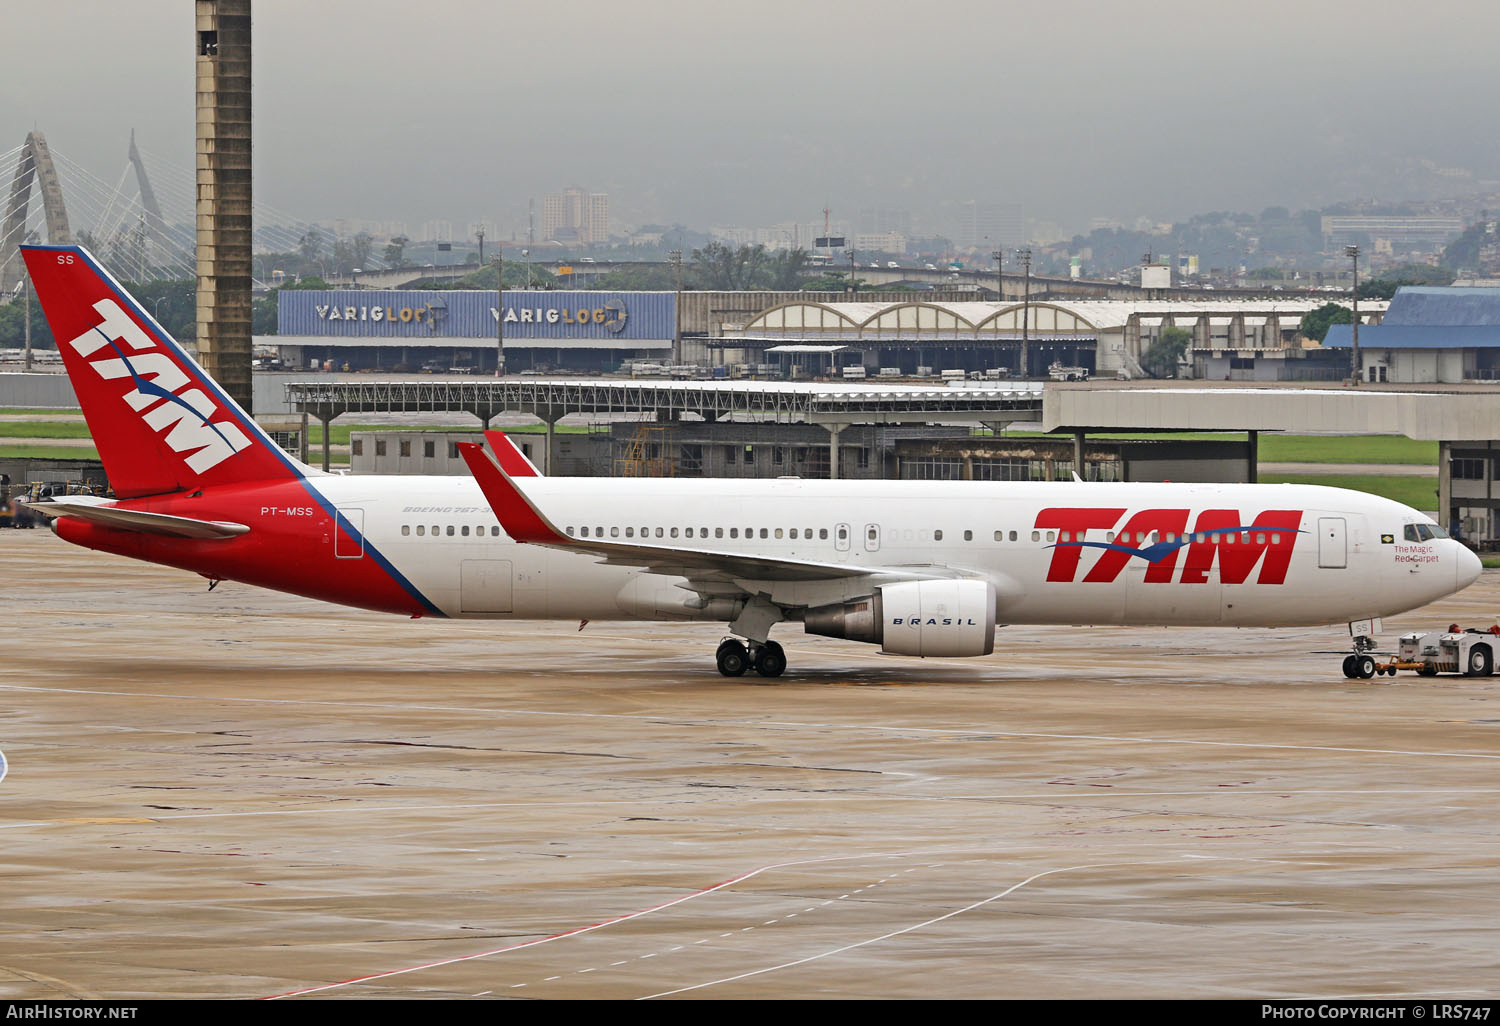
[1037,507,1304,585]
[66,299,252,474]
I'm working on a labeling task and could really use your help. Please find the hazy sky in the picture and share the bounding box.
[4,0,1499,240]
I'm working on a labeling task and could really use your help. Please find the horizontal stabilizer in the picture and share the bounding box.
[22,498,250,540]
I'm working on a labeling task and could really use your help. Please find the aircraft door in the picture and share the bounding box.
[461,559,514,613]
[334,507,364,559]
[835,523,851,552]
[863,523,881,552]
[1318,517,1347,569]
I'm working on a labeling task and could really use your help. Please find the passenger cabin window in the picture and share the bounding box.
[402,525,411,536]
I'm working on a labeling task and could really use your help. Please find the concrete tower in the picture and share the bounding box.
[195,0,253,412]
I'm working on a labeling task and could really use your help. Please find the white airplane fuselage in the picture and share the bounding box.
[71,473,1473,632]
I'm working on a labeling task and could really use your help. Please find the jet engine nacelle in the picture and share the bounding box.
[804,579,997,657]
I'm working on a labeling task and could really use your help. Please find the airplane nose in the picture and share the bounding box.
[1456,543,1482,591]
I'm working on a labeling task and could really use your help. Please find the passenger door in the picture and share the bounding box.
[1317,517,1347,569]
[334,507,364,559]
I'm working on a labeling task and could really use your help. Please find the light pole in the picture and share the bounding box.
[846,248,856,295]
[668,249,683,366]
[494,251,505,378]
[1017,247,1033,377]
[1345,244,1361,386]
[991,249,1003,300]
[19,277,31,372]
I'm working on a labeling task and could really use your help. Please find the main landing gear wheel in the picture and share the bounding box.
[752,640,787,678]
[716,639,749,677]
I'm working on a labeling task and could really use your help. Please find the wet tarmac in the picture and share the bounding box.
[1,530,1497,1000]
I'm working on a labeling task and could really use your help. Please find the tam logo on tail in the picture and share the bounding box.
[67,297,253,473]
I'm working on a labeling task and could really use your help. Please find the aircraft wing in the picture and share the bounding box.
[22,497,250,540]
[458,439,959,586]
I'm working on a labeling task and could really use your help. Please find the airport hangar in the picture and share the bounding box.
[263,376,1500,543]
[266,286,1366,381]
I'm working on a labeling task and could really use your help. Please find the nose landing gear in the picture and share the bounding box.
[715,638,787,678]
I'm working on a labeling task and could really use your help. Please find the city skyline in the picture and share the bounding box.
[4,1,1500,247]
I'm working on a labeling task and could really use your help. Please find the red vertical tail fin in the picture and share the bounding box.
[22,245,308,497]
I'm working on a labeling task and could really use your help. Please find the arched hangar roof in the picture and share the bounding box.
[738,298,1352,339]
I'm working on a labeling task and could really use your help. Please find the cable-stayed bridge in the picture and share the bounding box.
[1,130,361,294]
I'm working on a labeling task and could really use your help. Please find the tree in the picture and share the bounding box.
[0,292,54,348]
[1143,326,1191,378]
[767,248,812,290]
[351,232,374,270]
[1300,302,1353,343]
[383,235,409,267]
[298,228,324,264]
[691,241,772,289]
[590,265,678,290]
[126,279,196,343]
[252,291,279,335]
[800,271,866,292]
[1358,263,1455,299]
[331,237,355,274]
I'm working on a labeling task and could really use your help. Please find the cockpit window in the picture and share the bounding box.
[1404,523,1446,543]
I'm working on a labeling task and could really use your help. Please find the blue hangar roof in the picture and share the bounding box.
[1322,324,1500,349]
[1323,285,1500,348]
[1381,286,1500,327]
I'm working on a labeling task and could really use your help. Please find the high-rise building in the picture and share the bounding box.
[858,207,912,237]
[541,187,609,244]
[957,201,1024,253]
